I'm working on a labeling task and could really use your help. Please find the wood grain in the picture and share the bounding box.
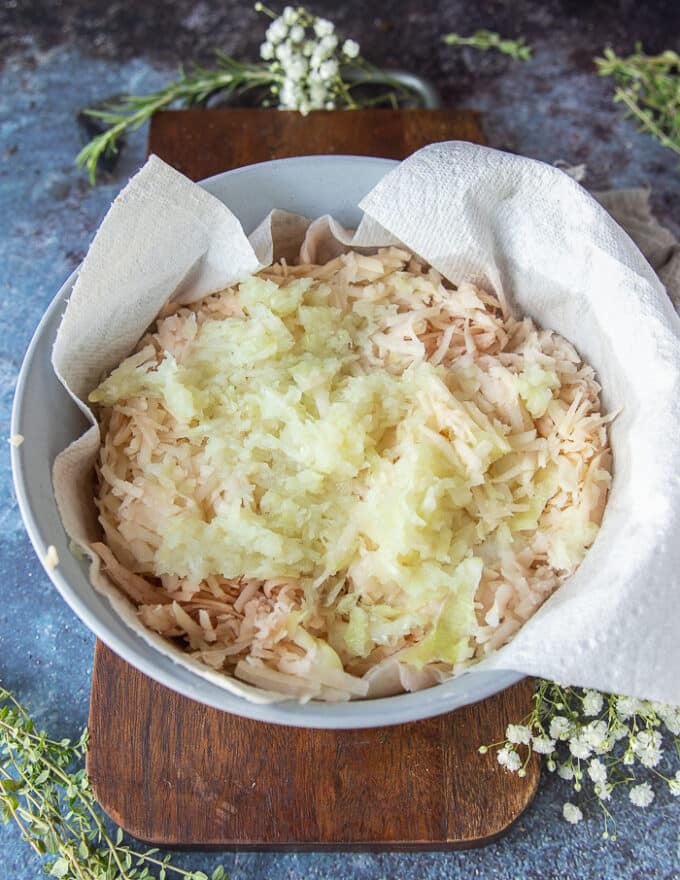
[88,643,539,849]
[88,106,539,849]
[147,108,485,180]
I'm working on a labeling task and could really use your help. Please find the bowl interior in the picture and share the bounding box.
[11,155,523,729]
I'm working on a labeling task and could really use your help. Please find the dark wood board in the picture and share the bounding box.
[89,643,539,849]
[147,107,486,180]
[88,107,539,849]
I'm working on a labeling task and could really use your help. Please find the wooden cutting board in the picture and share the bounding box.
[87,107,540,849]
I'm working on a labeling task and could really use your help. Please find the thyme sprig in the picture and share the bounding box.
[442,30,532,62]
[596,46,680,157]
[0,685,223,880]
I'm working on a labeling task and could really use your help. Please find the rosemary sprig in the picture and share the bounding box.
[75,57,273,185]
[75,4,422,184]
[596,46,680,157]
[442,30,532,62]
[0,685,222,880]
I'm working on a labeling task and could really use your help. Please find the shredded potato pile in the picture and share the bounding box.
[90,248,612,701]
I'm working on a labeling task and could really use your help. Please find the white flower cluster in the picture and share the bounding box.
[483,684,680,835]
[255,4,361,113]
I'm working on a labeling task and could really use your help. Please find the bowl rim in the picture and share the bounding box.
[11,154,524,729]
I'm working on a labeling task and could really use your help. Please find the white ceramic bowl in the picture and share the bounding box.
[11,155,523,728]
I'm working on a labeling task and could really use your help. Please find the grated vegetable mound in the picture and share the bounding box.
[90,247,612,701]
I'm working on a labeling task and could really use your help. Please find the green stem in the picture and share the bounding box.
[614,87,680,156]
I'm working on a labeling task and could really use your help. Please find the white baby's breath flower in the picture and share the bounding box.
[318,33,339,55]
[275,42,294,62]
[583,720,609,753]
[568,735,593,760]
[342,38,360,58]
[654,703,680,736]
[632,729,662,768]
[281,6,298,25]
[506,724,532,745]
[557,763,574,780]
[582,689,604,716]
[309,50,324,70]
[324,100,335,110]
[610,722,630,742]
[616,695,648,720]
[587,758,607,785]
[594,782,612,801]
[279,78,302,108]
[549,716,571,741]
[298,99,311,115]
[497,747,522,772]
[669,771,680,796]
[302,40,315,57]
[284,57,307,81]
[309,81,330,106]
[562,802,583,824]
[289,24,305,43]
[266,18,289,45]
[260,41,275,61]
[313,17,334,37]
[532,735,556,755]
[318,59,339,80]
[629,782,655,807]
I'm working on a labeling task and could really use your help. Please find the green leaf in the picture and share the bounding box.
[34,769,50,785]
[49,858,69,878]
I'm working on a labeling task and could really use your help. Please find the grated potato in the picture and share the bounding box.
[89,248,612,700]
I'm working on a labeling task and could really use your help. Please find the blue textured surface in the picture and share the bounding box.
[1,2,679,877]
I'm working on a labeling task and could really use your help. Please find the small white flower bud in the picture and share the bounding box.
[342,39,360,59]
[260,41,275,61]
[282,6,298,25]
[318,59,339,80]
[276,42,294,62]
[562,803,583,824]
[313,17,334,37]
[266,18,289,44]
[629,782,654,807]
[506,724,532,745]
[319,33,339,54]
[582,689,604,717]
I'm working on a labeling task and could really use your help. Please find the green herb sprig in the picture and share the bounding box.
[443,30,532,62]
[0,685,223,880]
[75,57,272,185]
[596,46,680,157]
